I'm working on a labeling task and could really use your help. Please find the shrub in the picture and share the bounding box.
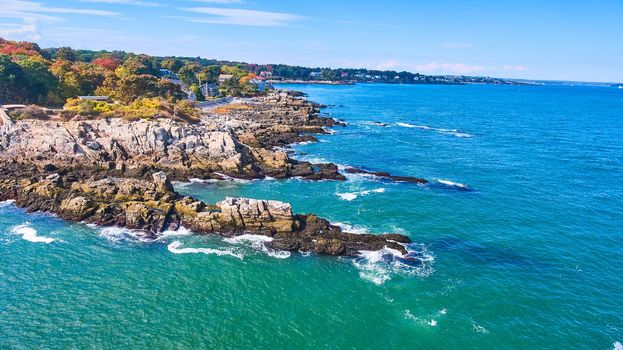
[9,105,49,120]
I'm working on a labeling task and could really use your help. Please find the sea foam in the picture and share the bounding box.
[336,187,385,201]
[396,122,473,138]
[224,234,291,259]
[353,243,435,285]
[168,241,243,259]
[0,199,16,208]
[10,223,55,244]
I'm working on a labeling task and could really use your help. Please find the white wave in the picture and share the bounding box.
[435,179,469,190]
[159,226,193,239]
[10,223,55,244]
[293,140,314,145]
[472,323,489,334]
[613,342,623,350]
[439,308,447,315]
[428,319,438,327]
[353,243,435,285]
[323,127,337,134]
[224,234,291,259]
[332,222,370,234]
[167,241,243,259]
[0,199,16,208]
[396,122,417,128]
[336,188,385,201]
[99,226,153,243]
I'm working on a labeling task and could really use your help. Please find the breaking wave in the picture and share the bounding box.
[167,241,244,259]
[336,187,385,201]
[0,199,16,208]
[332,222,370,234]
[99,227,155,244]
[10,223,55,244]
[353,243,435,285]
[224,234,291,259]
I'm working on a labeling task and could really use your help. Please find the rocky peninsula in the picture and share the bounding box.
[0,91,414,256]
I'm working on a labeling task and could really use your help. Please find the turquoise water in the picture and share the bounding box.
[1,83,622,349]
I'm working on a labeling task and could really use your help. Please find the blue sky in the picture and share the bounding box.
[1,0,621,82]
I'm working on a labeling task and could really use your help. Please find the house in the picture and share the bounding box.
[159,68,177,79]
[77,96,110,101]
[340,72,349,79]
[218,74,234,83]
[259,71,272,78]
[249,78,267,92]
[309,71,322,79]
[199,83,219,97]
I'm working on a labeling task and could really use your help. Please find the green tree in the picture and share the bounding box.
[160,58,183,73]
[197,65,221,84]
[219,77,242,97]
[189,84,205,101]
[178,63,200,85]
[55,47,78,62]
[15,56,58,104]
[0,55,28,104]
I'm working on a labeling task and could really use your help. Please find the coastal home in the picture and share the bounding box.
[309,71,322,79]
[259,71,273,78]
[159,68,177,79]
[77,96,110,102]
[340,72,349,79]
[249,78,267,92]
[199,83,219,97]
[218,74,234,83]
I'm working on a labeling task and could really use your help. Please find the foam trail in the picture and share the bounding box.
[434,179,471,191]
[396,123,473,138]
[159,226,193,240]
[224,234,291,259]
[168,241,243,259]
[336,188,385,201]
[614,342,623,350]
[11,224,55,244]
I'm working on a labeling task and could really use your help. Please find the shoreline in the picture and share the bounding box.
[0,89,424,258]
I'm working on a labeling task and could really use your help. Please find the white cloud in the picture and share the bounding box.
[0,0,120,20]
[0,18,41,40]
[180,7,301,26]
[77,0,162,6]
[0,0,121,42]
[438,42,473,49]
[415,62,485,74]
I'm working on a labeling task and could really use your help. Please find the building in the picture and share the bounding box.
[199,83,219,97]
[309,71,322,79]
[159,69,177,79]
[77,96,110,101]
[249,78,267,92]
[218,74,234,83]
[259,71,273,78]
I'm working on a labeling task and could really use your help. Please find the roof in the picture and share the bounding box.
[1,104,27,109]
[77,96,109,101]
[218,74,234,80]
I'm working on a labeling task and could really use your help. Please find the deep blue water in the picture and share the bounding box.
[1,83,622,349]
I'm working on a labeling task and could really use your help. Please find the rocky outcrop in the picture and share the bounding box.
[0,167,410,256]
[0,92,345,182]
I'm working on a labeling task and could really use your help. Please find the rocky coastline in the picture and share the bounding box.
[0,90,420,257]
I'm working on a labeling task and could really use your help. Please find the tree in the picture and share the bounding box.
[0,55,28,104]
[189,84,205,101]
[115,55,156,78]
[160,58,183,72]
[15,56,58,104]
[55,47,78,62]
[197,65,221,84]
[178,63,200,85]
[219,77,242,97]
[92,56,120,70]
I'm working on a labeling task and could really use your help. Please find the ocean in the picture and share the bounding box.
[1,83,622,349]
